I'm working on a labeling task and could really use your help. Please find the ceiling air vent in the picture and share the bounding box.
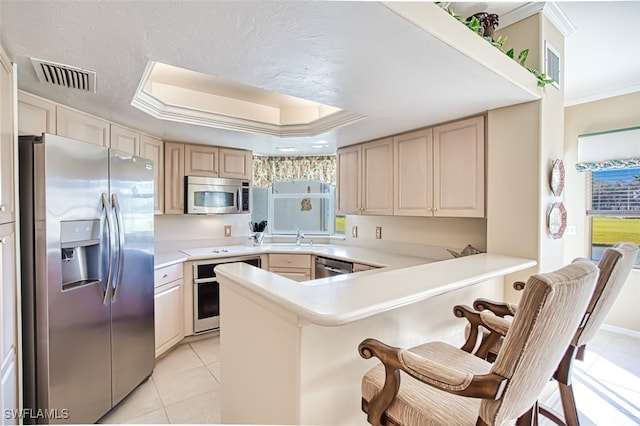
[31,58,96,93]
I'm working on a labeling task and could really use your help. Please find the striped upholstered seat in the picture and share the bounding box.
[359,261,598,426]
[460,242,638,424]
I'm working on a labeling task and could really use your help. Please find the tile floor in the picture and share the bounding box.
[99,328,639,425]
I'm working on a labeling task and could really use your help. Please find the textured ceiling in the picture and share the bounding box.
[1,1,636,155]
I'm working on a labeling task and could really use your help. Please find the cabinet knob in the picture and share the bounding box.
[163,273,168,278]
[0,205,5,212]
[0,238,6,245]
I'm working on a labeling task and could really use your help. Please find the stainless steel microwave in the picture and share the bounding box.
[185,176,251,214]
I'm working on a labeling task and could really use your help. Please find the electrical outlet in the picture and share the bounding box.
[375,226,382,239]
[351,225,358,238]
[224,225,232,237]
[565,225,576,236]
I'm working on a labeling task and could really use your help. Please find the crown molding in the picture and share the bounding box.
[499,2,576,37]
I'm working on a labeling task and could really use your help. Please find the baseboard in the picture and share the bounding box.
[599,324,640,339]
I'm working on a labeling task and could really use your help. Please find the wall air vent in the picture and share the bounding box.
[30,58,97,93]
[544,41,561,89]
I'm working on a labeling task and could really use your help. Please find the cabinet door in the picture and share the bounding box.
[433,116,485,217]
[219,148,252,180]
[0,52,14,224]
[154,279,184,358]
[140,134,164,215]
[394,129,433,216]
[362,138,393,215]
[1,356,17,425]
[185,144,219,177]
[268,268,310,282]
[17,91,56,136]
[110,124,139,155]
[164,142,185,214]
[0,223,17,420]
[56,105,110,146]
[336,145,361,215]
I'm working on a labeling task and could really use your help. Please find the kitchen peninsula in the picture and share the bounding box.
[215,253,535,425]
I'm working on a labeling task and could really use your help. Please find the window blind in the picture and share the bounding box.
[588,167,640,216]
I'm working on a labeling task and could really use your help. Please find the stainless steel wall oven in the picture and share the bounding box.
[193,256,262,333]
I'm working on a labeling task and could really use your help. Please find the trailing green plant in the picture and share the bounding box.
[441,6,555,88]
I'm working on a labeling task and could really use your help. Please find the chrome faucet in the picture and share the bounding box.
[295,229,305,246]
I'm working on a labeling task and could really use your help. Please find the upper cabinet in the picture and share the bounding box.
[140,135,164,215]
[339,116,485,218]
[166,142,253,214]
[432,116,485,217]
[17,91,56,136]
[164,142,186,215]
[56,105,110,147]
[0,51,15,224]
[219,148,252,180]
[336,138,393,215]
[110,124,140,156]
[185,144,219,177]
[394,128,434,216]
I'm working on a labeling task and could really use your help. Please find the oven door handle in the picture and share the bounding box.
[194,277,218,284]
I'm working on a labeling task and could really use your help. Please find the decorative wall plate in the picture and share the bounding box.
[550,159,565,196]
[548,202,567,239]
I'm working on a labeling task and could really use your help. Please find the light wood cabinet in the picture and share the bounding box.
[154,263,184,358]
[0,223,17,420]
[433,116,485,217]
[164,142,185,214]
[110,124,139,155]
[17,90,56,136]
[185,144,219,177]
[219,147,252,180]
[361,138,394,215]
[56,105,110,146]
[0,53,14,224]
[336,144,361,215]
[140,134,164,215]
[337,138,393,215]
[393,116,485,218]
[394,129,434,216]
[353,263,378,273]
[268,254,312,282]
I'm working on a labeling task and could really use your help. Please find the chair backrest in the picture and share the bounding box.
[574,242,639,347]
[479,261,598,425]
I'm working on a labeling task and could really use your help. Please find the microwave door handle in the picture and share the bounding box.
[236,188,241,213]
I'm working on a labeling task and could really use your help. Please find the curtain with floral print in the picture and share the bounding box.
[253,155,336,187]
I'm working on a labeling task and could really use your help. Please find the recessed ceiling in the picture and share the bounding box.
[133,61,365,137]
[1,1,636,155]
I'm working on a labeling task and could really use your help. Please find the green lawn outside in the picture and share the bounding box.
[592,217,640,245]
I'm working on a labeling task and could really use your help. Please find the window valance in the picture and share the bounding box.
[575,158,640,172]
[253,155,336,187]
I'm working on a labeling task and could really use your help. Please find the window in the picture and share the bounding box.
[252,180,343,235]
[588,167,640,266]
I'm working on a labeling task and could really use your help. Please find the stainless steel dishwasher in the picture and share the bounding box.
[315,256,353,278]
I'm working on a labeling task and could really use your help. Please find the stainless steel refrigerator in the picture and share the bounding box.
[19,134,155,424]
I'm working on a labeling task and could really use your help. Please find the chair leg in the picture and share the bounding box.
[516,401,539,426]
[558,382,580,426]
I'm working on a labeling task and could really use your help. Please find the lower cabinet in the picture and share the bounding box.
[154,264,184,358]
[268,254,312,282]
[353,263,378,273]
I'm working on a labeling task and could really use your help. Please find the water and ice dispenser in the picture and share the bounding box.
[60,219,101,291]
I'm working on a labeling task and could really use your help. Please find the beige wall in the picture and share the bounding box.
[564,92,640,331]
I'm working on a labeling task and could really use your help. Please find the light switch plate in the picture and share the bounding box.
[224,225,232,237]
[375,226,382,239]
[351,225,358,238]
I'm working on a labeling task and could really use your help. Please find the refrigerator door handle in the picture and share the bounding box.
[101,193,114,305]
[112,193,126,302]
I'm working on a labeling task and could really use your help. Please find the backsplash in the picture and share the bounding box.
[155,214,252,242]
[343,215,487,260]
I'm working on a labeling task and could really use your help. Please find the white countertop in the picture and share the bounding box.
[215,253,536,326]
[154,243,432,270]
